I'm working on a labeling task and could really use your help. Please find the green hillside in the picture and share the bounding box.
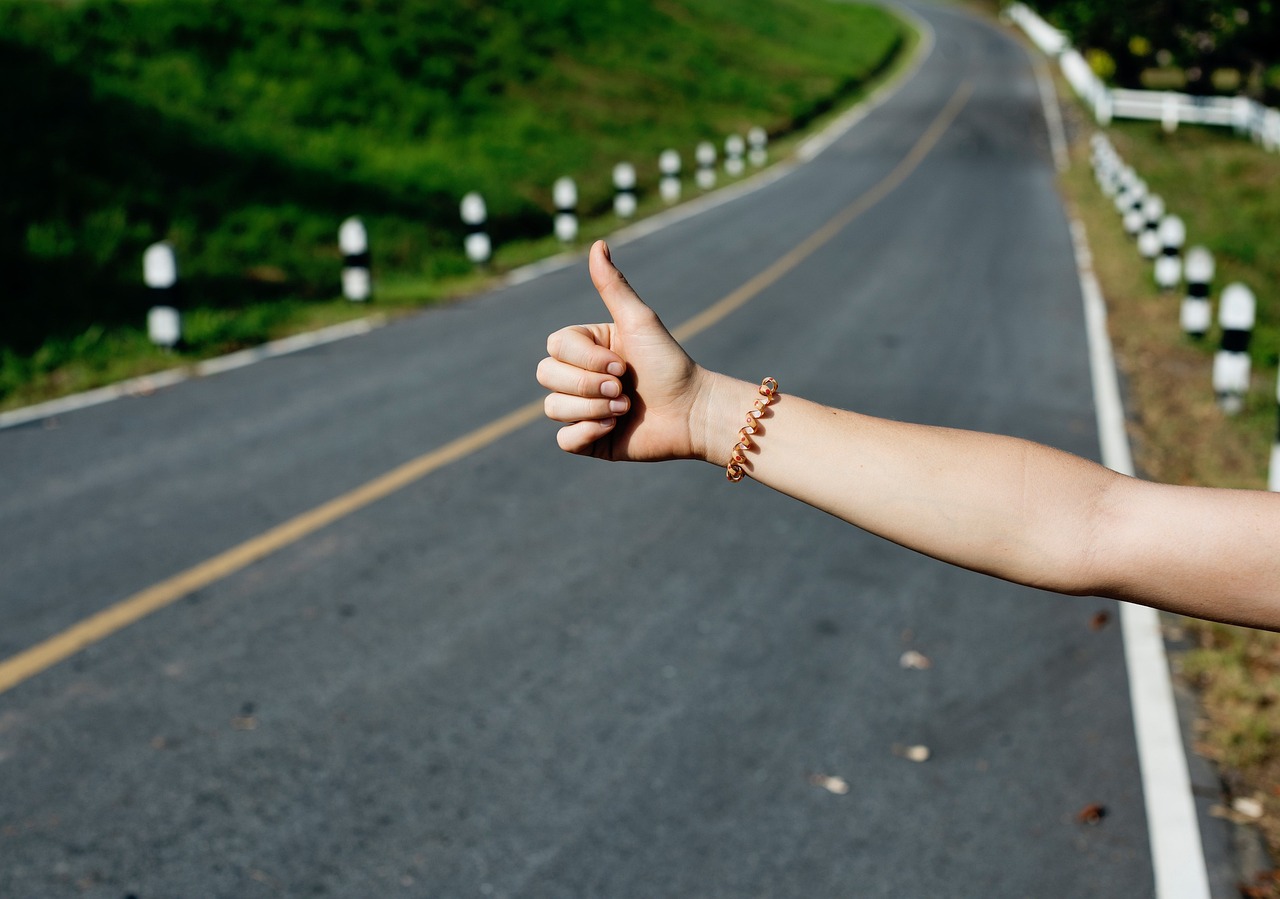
[0,0,904,404]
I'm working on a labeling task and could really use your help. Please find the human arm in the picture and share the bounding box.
[537,241,1280,631]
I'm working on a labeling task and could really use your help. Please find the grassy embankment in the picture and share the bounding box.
[1061,110,1280,872]
[0,0,907,410]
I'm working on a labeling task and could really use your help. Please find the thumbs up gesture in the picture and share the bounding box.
[537,240,712,462]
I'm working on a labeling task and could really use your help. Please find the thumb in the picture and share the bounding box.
[589,240,653,325]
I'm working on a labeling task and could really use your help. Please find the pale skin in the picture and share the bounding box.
[537,240,1280,632]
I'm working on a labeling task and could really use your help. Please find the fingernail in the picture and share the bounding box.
[607,362,625,377]
[601,241,612,261]
[609,399,628,414]
[601,380,620,398]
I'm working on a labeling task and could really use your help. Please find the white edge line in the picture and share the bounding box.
[0,316,384,430]
[2,5,934,431]
[1028,35,1210,898]
[1034,42,1212,895]
[1073,219,1211,899]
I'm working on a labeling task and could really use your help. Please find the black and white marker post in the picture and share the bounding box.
[1113,172,1135,222]
[1119,179,1147,235]
[1212,282,1255,415]
[696,141,717,190]
[1091,134,1120,196]
[748,126,768,167]
[1153,215,1184,292]
[144,241,181,350]
[724,134,745,177]
[1181,246,1214,339]
[461,192,491,265]
[1137,195,1165,258]
[659,149,681,204]
[553,177,578,243]
[339,216,371,302]
[613,163,637,219]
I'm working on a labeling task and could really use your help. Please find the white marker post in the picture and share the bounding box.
[1181,246,1214,339]
[144,241,181,349]
[724,134,745,177]
[1120,180,1147,235]
[1212,282,1255,415]
[695,141,717,190]
[1111,167,1133,206]
[461,192,491,265]
[339,217,371,302]
[659,149,682,204]
[1091,136,1120,197]
[1137,195,1165,258]
[1153,215,1184,292]
[553,177,578,243]
[612,162,637,218]
[1109,166,1133,207]
[748,126,768,167]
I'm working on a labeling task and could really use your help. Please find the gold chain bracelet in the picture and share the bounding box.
[726,377,779,483]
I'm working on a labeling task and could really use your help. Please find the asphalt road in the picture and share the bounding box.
[0,4,1230,897]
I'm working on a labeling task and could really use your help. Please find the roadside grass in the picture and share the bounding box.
[1060,108,1280,876]
[0,0,908,412]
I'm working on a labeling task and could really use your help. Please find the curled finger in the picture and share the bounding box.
[545,325,626,376]
[556,418,617,455]
[544,392,628,424]
[537,356,624,400]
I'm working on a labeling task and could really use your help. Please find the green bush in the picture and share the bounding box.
[0,0,902,394]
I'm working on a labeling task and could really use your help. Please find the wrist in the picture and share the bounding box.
[689,370,760,466]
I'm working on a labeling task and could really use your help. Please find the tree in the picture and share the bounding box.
[1028,0,1279,99]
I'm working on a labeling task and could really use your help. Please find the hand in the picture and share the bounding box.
[537,240,711,462]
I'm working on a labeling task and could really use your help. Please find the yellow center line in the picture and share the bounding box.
[673,80,972,341]
[0,80,972,697]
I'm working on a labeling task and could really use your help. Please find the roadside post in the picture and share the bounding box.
[724,134,745,177]
[553,177,578,243]
[748,126,768,167]
[144,241,181,349]
[696,141,717,190]
[1091,136,1119,197]
[1137,195,1165,258]
[339,217,372,302]
[1110,165,1136,207]
[461,192,491,265]
[1181,246,1214,339]
[613,163,637,218]
[1120,179,1147,235]
[1212,282,1255,414]
[1153,215,1184,292]
[659,149,682,204]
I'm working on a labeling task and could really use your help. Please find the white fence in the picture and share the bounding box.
[1006,3,1280,151]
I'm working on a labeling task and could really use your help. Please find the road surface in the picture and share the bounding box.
[0,3,1232,896]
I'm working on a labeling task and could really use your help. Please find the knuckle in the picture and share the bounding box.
[546,330,566,358]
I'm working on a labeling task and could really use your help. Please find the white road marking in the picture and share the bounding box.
[0,317,383,431]
[1025,37,1209,898]
[1070,219,1211,899]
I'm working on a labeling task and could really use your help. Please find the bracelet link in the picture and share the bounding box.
[726,377,778,483]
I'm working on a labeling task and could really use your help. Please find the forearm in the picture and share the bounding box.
[692,372,1280,630]
[693,372,1110,590]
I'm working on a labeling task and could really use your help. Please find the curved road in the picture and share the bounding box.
[0,4,1232,897]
